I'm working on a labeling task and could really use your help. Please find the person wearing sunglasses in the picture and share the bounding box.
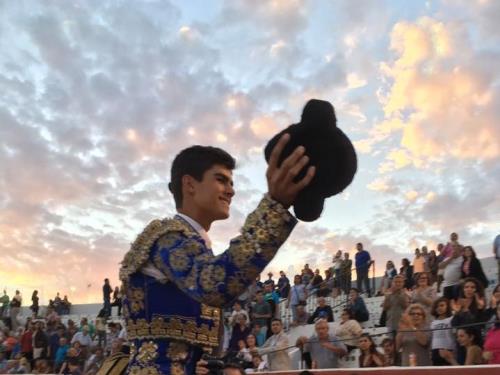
[396,303,431,366]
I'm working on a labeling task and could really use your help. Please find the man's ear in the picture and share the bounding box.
[182,175,196,195]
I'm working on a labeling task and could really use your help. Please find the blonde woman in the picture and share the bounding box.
[395,303,431,366]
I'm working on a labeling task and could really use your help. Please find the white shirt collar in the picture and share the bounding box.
[176,213,212,249]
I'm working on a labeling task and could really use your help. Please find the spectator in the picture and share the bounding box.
[255,319,290,371]
[340,252,352,295]
[410,272,436,318]
[439,243,463,300]
[54,336,70,371]
[346,288,369,323]
[228,301,250,327]
[67,356,83,375]
[494,234,500,283]
[379,260,397,295]
[237,334,258,363]
[105,323,120,355]
[355,243,372,297]
[0,290,9,319]
[440,327,484,365]
[430,297,455,366]
[252,291,272,339]
[250,354,268,373]
[443,232,461,258]
[421,246,430,272]
[48,326,66,364]
[286,275,307,323]
[399,258,414,290]
[487,284,500,320]
[263,283,279,318]
[71,326,92,349]
[358,333,384,367]
[20,323,34,362]
[53,293,62,315]
[34,358,51,374]
[436,243,446,292]
[427,250,439,286]
[483,303,500,364]
[461,246,488,288]
[381,338,400,366]
[334,309,363,352]
[263,272,275,289]
[30,291,39,318]
[66,320,78,341]
[396,304,431,366]
[60,296,71,315]
[228,313,251,352]
[250,323,266,347]
[110,286,122,316]
[308,269,323,294]
[451,277,488,364]
[308,297,333,323]
[9,291,22,331]
[296,319,347,369]
[413,248,425,279]
[383,275,410,333]
[33,321,48,361]
[291,305,309,327]
[102,279,112,317]
[95,312,107,349]
[277,271,290,299]
[332,250,343,287]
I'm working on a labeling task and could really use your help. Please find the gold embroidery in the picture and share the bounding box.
[169,249,191,272]
[129,365,161,375]
[200,304,221,320]
[136,341,159,364]
[127,316,220,348]
[166,342,189,361]
[120,218,197,283]
[129,287,145,314]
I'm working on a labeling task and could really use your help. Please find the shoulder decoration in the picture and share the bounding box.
[119,218,197,284]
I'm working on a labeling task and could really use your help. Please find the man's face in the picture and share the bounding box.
[393,277,404,290]
[271,320,282,334]
[356,244,362,251]
[451,232,458,242]
[186,164,234,222]
[315,321,329,339]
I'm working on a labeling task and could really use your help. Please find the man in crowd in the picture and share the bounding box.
[494,234,500,282]
[0,290,9,318]
[382,275,409,333]
[439,242,463,300]
[355,243,372,297]
[102,279,112,317]
[340,252,352,295]
[255,318,291,371]
[308,296,334,323]
[277,270,290,298]
[296,319,347,369]
[252,290,272,338]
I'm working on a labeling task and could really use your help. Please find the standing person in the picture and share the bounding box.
[483,303,500,365]
[427,250,439,286]
[436,244,446,292]
[296,319,347,369]
[252,291,272,339]
[30,290,39,318]
[20,322,34,362]
[255,319,291,371]
[33,321,48,361]
[379,260,397,295]
[340,252,352,295]
[102,279,112,318]
[9,290,22,330]
[430,297,455,366]
[277,271,290,299]
[287,275,307,323]
[399,258,414,290]
[383,275,410,333]
[439,243,463,300]
[332,250,343,288]
[355,243,372,297]
[413,248,425,280]
[228,314,251,353]
[110,286,122,316]
[119,140,315,374]
[396,304,432,366]
[0,290,9,318]
[494,234,500,283]
[443,232,461,258]
[461,246,488,288]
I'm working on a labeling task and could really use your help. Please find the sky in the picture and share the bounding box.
[1,0,499,305]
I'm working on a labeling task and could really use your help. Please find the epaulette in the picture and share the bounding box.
[119,217,196,283]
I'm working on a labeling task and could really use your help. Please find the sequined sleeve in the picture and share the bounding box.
[152,194,297,307]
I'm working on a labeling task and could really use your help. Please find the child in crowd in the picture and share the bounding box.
[430,297,455,365]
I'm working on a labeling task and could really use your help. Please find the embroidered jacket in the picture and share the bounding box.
[119,195,297,375]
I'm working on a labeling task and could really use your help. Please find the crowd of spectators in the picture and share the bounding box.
[2,233,500,373]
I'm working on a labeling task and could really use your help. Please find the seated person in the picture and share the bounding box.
[308,297,333,323]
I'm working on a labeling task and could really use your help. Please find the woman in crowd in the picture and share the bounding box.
[430,297,455,365]
[487,284,500,320]
[383,275,410,333]
[461,246,488,289]
[358,333,384,367]
[410,272,436,318]
[451,277,488,363]
[287,275,307,323]
[395,304,431,366]
[427,250,439,285]
[379,261,398,295]
[228,313,251,352]
[412,248,425,280]
[228,301,250,327]
[483,302,500,364]
[439,327,484,365]
[334,309,363,352]
[400,258,414,290]
[31,290,39,318]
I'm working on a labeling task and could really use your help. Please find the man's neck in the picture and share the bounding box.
[177,208,212,231]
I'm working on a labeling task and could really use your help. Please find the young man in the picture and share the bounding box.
[255,319,291,371]
[355,243,372,297]
[120,135,315,374]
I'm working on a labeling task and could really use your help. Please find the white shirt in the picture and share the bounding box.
[442,256,462,287]
[141,213,211,281]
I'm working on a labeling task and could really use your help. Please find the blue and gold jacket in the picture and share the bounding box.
[119,195,297,375]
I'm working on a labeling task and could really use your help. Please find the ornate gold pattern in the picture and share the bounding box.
[168,249,191,272]
[129,287,145,314]
[136,341,159,364]
[119,218,197,283]
[127,316,220,348]
[129,365,161,375]
[166,341,189,362]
